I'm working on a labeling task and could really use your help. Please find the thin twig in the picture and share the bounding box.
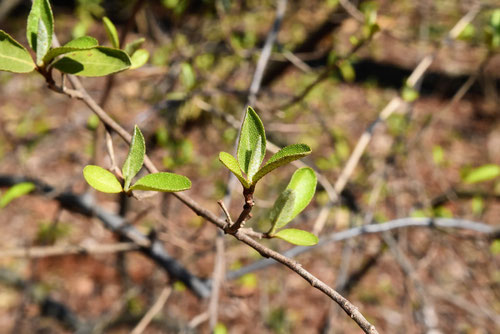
[41,30,379,334]
[232,229,378,334]
[382,232,442,333]
[339,0,365,22]
[247,0,287,106]
[312,3,482,234]
[130,287,172,334]
[210,2,287,327]
[0,175,211,298]
[0,242,138,258]
[227,217,497,280]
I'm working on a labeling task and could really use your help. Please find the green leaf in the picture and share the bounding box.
[219,152,250,188]
[65,36,99,48]
[124,37,145,55]
[0,182,35,208]
[53,47,131,77]
[130,49,149,69]
[273,228,318,246]
[463,164,500,184]
[402,84,419,102]
[181,62,196,89]
[286,167,317,220]
[102,16,119,48]
[27,0,53,54]
[339,60,355,82]
[130,172,191,192]
[269,189,296,233]
[122,125,145,191]
[43,36,98,64]
[0,31,35,73]
[83,165,123,193]
[35,18,50,66]
[252,144,311,184]
[490,240,500,255]
[237,106,266,179]
[490,9,500,30]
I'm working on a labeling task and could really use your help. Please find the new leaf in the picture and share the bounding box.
[27,0,53,57]
[83,165,123,193]
[463,164,500,184]
[102,17,119,48]
[286,167,317,221]
[274,228,318,246]
[122,125,145,190]
[0,31,35,73]
[43,36,98,64]
[0,182,35,208]
[130,173,191,192]
[53,47,131,77]
[237,107,266,181]
[252,144,311,184]
[130,49,149,69]
[268,189,296,234]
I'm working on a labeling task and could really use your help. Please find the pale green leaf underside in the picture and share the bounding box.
[0,31,35,73]
[237,106,266,175]
[130,173,191,192]
[0,182,35,208]
[463,164,500,184]
[35,18,49,65]
[102,16,119,48]
[122,125,146,190]
[27,0,53,53]
[53,47,131,77]
[274,228,318,246]
[286,167,317,220]
[219,152,250,188]
[130,49,149,69]
[252,144,311,184]
[43,36,99,64]
[247,135,264,181]
[269,189,296,232]
[83,165,123,193]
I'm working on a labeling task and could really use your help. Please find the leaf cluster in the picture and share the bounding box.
[219,107,318,246]
[0,0,149,76]
[83,126,191,194]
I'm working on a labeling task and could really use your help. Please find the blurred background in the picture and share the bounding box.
[0,0,499,333]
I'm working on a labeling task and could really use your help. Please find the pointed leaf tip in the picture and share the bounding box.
[274,228,318,246]
[0,182,35,208]
[463,164,500,184]
[122,125,145,190]
[130,172,191,192]
[83,165,123,193]
[103,17,120,48]
[237,107,266,178]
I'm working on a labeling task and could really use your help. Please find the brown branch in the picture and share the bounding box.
[39,34,379,334]
[232,230,378,334]
[42,65,380,334]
